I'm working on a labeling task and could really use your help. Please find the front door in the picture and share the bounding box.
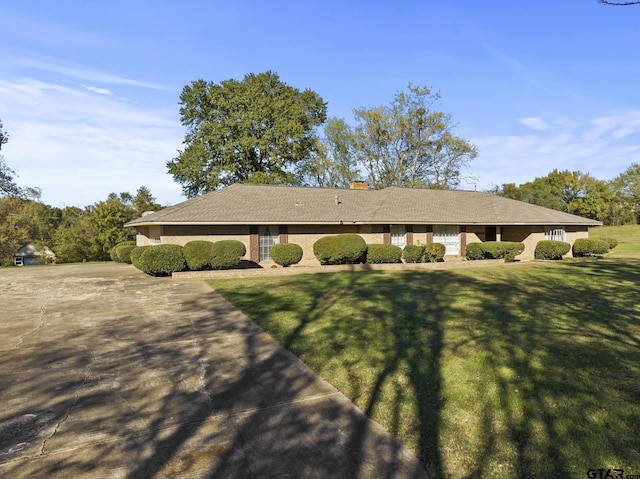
[433,225,460,255]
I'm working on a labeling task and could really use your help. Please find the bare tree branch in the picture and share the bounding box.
[598,0,640,5]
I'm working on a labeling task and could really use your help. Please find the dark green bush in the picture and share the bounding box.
[366,244,402,264]
[535,240,571,260]
[313,234,367,265]
[466,242,524,261]
[481,241,525,262]
[110,240,136,262]
[465,243,486,261]
[115,244,136,264]
[135,244,185,276]
[573,238,611,257]
[210,240,246,270]
[183,240,215,271]
[403,244,425,263]
[424,243,446,263]
[603,237,618,250]
[130,246,150,269]
[270,243,303,267]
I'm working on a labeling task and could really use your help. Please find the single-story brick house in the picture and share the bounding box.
[124,183,602,264]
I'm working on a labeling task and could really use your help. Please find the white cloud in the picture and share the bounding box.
[83,85,112,95]
[471,111,640,190]
[0,77,185,207]
[517,116,549,131]
[17,58,167,90]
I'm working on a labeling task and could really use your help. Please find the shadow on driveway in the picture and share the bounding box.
[0,263,427,478]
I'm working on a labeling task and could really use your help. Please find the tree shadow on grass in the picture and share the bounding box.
[211,260,640,478]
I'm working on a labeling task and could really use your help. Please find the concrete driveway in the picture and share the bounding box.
[0,263,427,478]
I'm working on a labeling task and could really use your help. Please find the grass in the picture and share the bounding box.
[208,226,640,478]
[591,224,640,258]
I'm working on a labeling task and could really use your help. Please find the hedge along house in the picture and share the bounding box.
[124,183,602,265]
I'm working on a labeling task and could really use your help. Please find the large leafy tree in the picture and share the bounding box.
[51,207,96,263]
[352,84,477,189]
[131,185,162,217]
[610,163,640,224]
[298,117,360,188]
[83,187,162,259]
[168,71,327,197]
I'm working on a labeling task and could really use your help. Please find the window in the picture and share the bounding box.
[14,257,23,266]
[434,225,460,256]
[545,226,566,242]
[259,225,279,261]
[390,225,406,247]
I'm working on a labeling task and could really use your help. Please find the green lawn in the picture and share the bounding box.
[591,224,640,258]
[208,226,640,478]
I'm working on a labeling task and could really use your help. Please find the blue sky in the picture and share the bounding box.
[1,0,639,207]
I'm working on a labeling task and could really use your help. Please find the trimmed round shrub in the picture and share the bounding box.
[603,237,618,250]
[270,243,303,267]
[403,244,425,263]
[130,246,151,269]
[366,244,402,264]
[115,244,136,264]
[465,243,485,261]
[573,238,611,257]
[135,244,185,276]
[535,240,571,260]
[110,240,136,262]
[313,234,367,265]
[466,241,524,261]
[481,241,525,262]
[424,243,446,263]
[210,240,246,270]
[183,240,215,271]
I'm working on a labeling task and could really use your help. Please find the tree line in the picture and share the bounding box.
[492,165,640,225]
[0,186,161,266]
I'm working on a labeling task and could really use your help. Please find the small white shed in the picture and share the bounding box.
[14,244,56,266]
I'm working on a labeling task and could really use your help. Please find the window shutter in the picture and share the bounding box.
[406,225,413,245]
[249,226,259,262]
[383,225,391,245]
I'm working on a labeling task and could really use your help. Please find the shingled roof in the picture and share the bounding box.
[125,184,602,227]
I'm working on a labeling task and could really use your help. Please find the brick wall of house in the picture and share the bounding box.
[132,223,593,265]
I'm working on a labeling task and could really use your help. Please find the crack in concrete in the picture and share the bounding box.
[39,350,96,456]
[189,314,213,408]
[12,304,46,350]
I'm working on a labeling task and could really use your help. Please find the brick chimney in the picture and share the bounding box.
[349,181,368,190]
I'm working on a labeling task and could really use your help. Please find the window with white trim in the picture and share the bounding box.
[390,225,406,247]
[259,225,279,261]
[545,226,566,242]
